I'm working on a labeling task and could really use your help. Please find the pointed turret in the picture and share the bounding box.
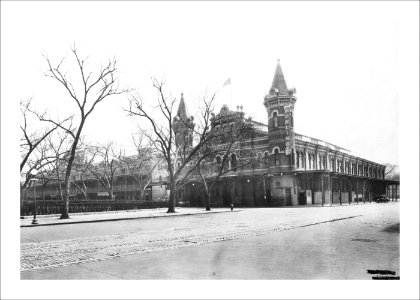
[269,59,289,96]
[176,93,188,121]
[264,59,297,173]
[173,93,195,148]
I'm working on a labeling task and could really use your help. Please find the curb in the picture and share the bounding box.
[20,209,241,228]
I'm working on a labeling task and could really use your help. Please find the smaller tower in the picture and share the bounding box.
[173,93,195,149]
[263,59,297,172]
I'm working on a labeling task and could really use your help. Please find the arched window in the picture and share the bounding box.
[273,112,278,127]
[231,154,237,171]
[216,156,222,165]
[274,149,279,166]
[296,152,300,168]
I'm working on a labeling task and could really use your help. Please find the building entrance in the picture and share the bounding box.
[298,192,306,205]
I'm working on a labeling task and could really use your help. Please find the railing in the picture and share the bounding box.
[21,199,169,216]
[31,184,154,196]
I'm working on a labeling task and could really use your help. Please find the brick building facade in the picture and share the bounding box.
[176,60,395,207]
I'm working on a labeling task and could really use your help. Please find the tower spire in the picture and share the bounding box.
[176,92,187,121]
[269,59,288,96]
[173,92,195,148]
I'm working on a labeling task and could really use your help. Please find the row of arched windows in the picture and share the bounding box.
[213,123,236,133]
[216,150,282,170]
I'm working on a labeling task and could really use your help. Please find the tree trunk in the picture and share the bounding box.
[60,121,85,219]
[167,180,176,213]
[205,191,211,211]
[139,186,144,202]
[203,181,211,211]
[58,181,63,202]
[83,182,88,201]
[61,179,70,219]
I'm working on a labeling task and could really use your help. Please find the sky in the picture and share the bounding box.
[1,2,419,299]
[2,1,403,165]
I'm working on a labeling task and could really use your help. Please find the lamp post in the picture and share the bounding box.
[29,169,39,224]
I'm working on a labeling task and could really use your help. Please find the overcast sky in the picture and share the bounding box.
[2,1,405,165]
[2,2,420,298]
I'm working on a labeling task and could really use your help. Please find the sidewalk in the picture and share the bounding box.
[20,202,385,227]
[20,207,238,227]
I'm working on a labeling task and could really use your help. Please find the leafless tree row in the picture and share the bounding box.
[21,46,257,219]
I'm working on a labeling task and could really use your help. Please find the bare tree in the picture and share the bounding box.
[385,163,400,181]
[85,142,120,201]
[185,118,255,210]
[45,132,94,202]
[33,46,127,219]
[20,98,66,172]
[70,147,96,201]
[45,131,72,201]
[20,138,57,215]
[118,133,159,202]
[126,81,219,213]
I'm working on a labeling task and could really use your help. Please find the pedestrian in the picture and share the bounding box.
[230,203,234,211]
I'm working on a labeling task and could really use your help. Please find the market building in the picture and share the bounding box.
[22,60,399,215]
[175,60,399,207]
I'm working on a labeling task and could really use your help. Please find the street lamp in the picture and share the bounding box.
[29,169,39,225]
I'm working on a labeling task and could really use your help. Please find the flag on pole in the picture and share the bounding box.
[223,78,231,87]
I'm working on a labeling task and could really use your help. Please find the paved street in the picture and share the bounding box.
[21,202,399,279]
